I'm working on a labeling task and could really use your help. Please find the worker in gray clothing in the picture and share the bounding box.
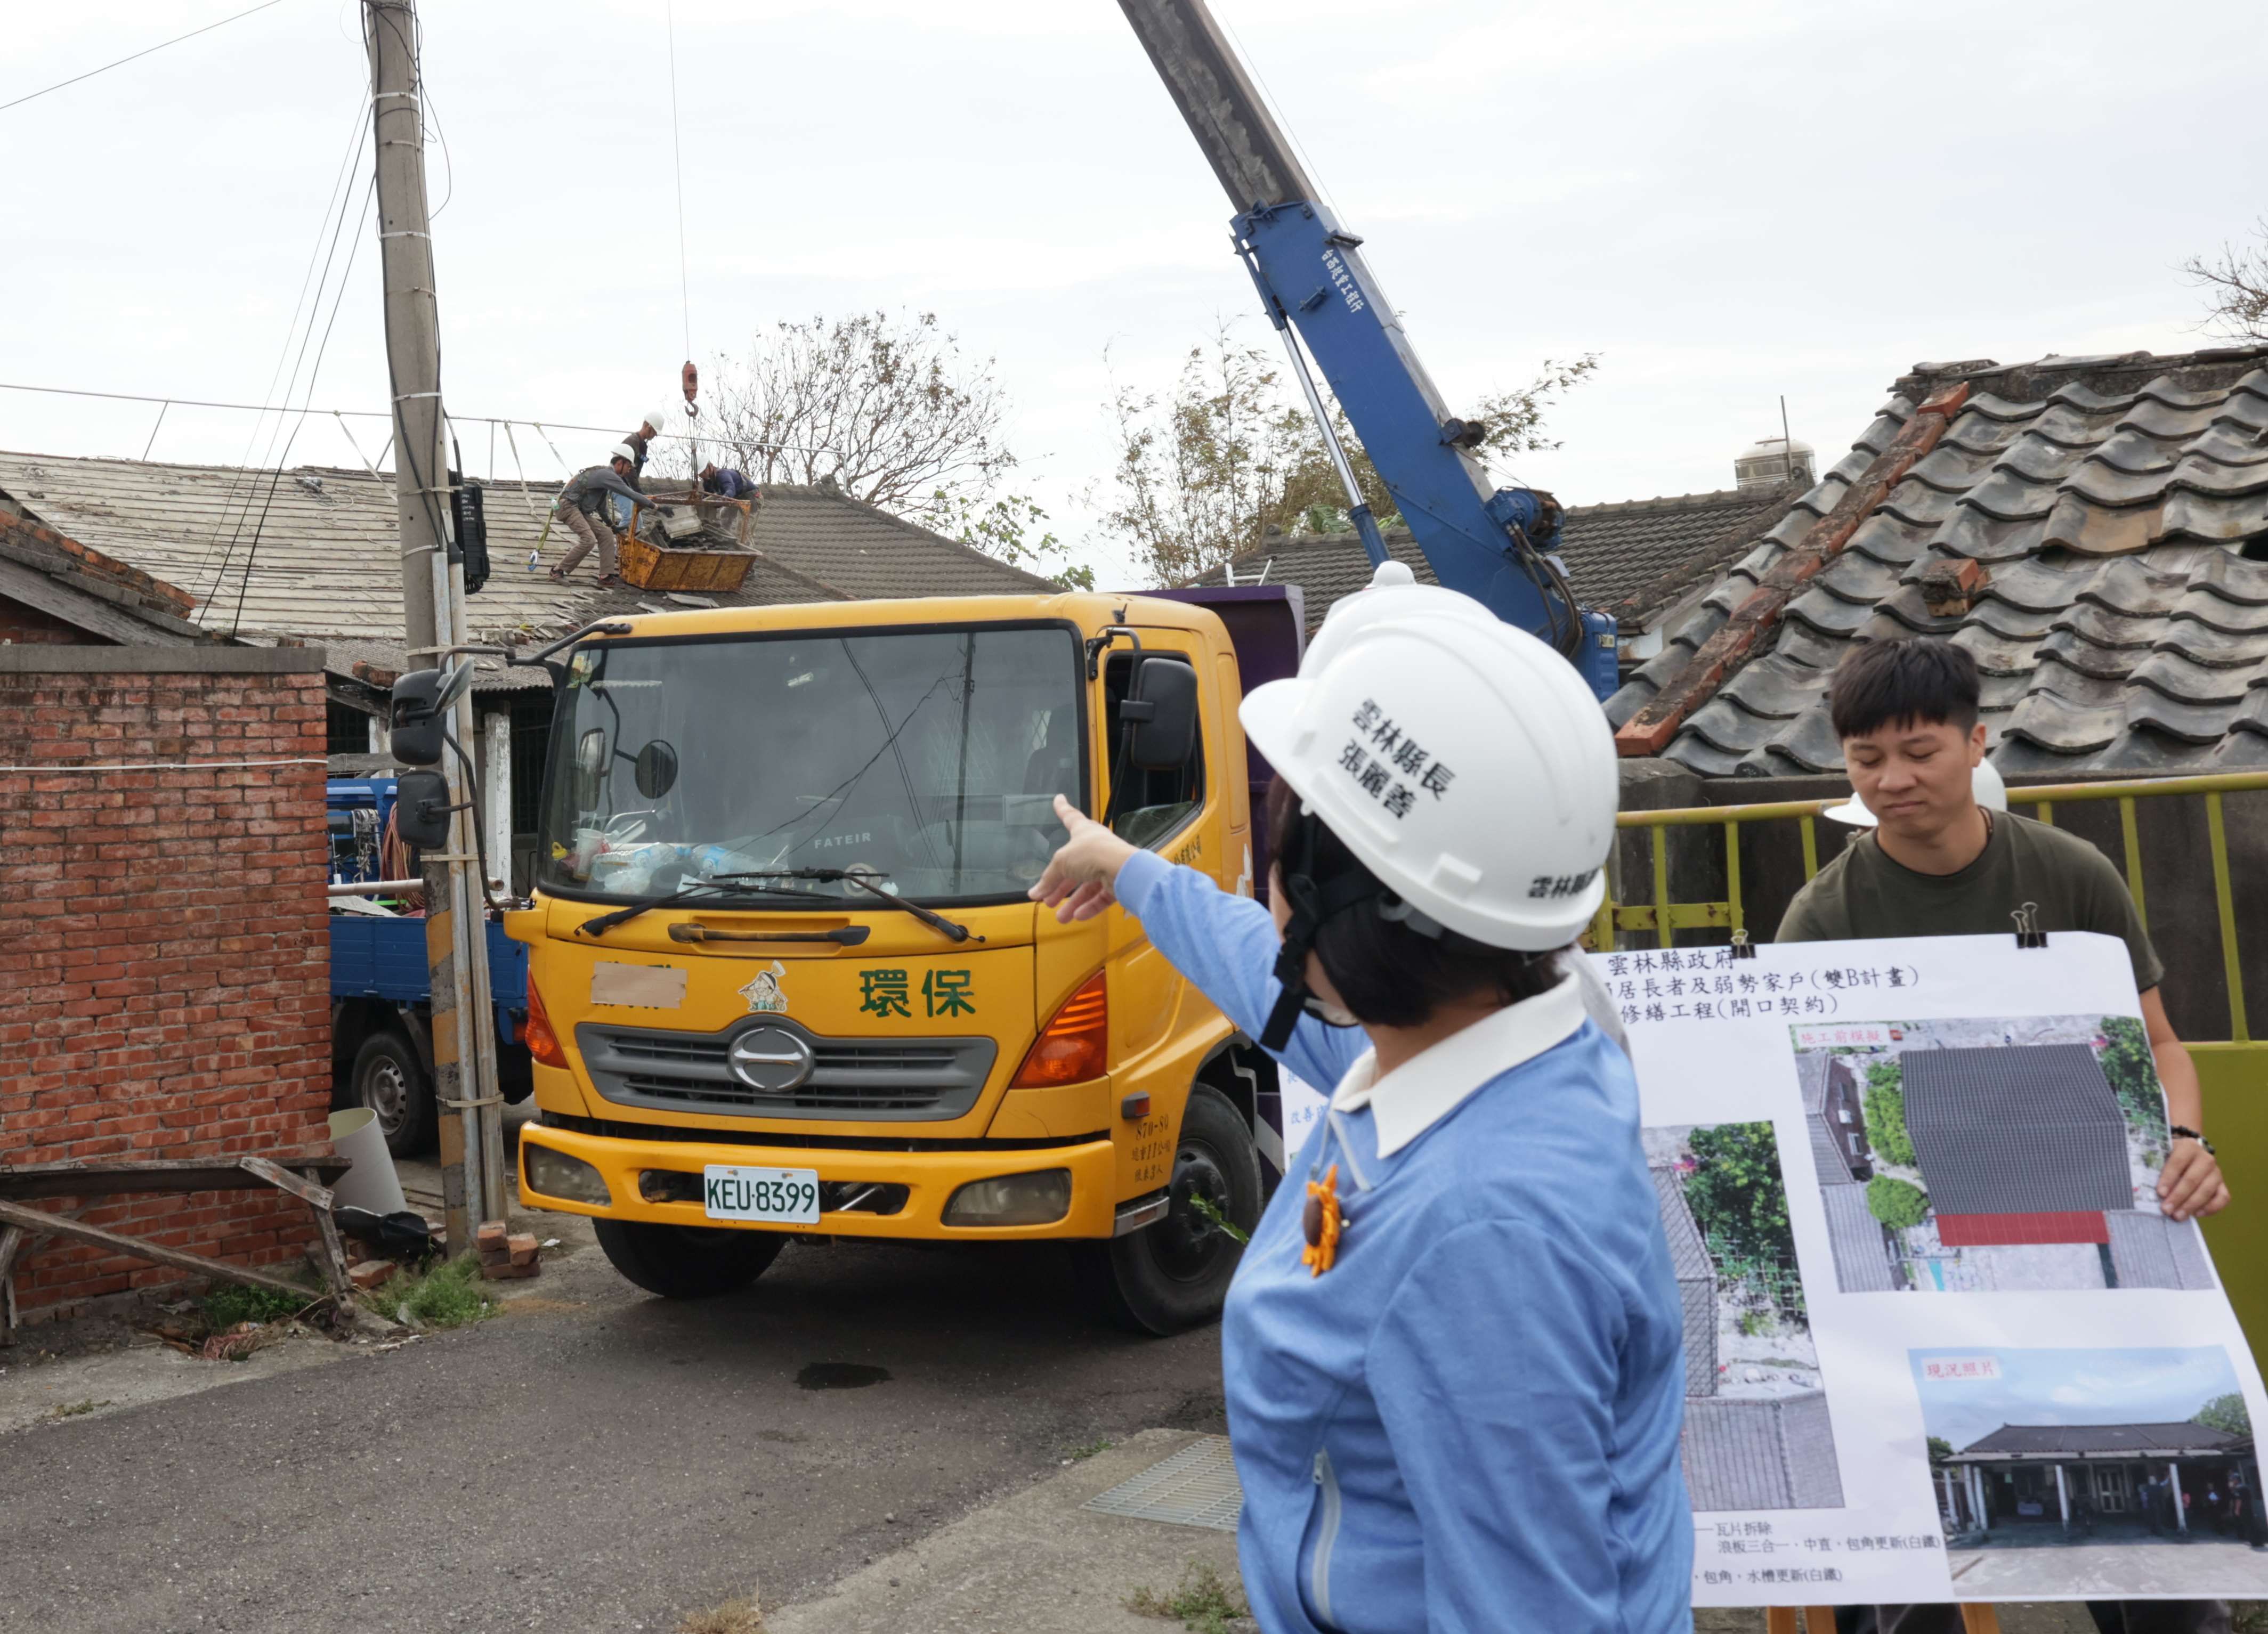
[548,446,649,584]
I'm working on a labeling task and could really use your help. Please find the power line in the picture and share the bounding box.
[0,380,838,456]
[0,0,294,116]
[665,0,692,362]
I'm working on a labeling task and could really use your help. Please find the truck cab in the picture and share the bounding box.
[509,591,1298,1332]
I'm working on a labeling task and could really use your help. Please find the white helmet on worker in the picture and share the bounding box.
[1241,606,1617,955]
[1824,759,2007,827]
[1300,558,1493,678]
[610,442,638,465]
[644,407,674,438]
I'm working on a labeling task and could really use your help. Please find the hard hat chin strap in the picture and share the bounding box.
[1259,809,1382,1052]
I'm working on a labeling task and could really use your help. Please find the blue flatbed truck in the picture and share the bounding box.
[327,777,532,1156]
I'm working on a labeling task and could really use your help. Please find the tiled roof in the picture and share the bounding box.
[1651,1166,1720,1396]
[1902,1045,2132,1218]
[1818,1180,1897,1293]
[1683,1392,1845,1511]
[2104,1210,2217,1291]
[0,454,1050,659]
[1954,1421,2245,1460]
[1607,346,2268,777]
[1187,486,1794,635]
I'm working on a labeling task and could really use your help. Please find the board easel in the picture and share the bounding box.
[1766,1609,2002,1633]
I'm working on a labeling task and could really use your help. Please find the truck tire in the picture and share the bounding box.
[1078,1085,1262,1336]
[351,1028,436,1159]
[594,1220,786,1299]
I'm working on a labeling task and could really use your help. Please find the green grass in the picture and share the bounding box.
[368,1254,496,1330]
[1128,1562,1249,1634]
[1065,1437,1115,1461]
[201,1279,322,1328]
[45,1397,109,1420]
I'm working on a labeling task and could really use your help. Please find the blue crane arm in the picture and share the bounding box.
[1115,0,1618,696]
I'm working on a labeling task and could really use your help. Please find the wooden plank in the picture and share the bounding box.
[0,1155,347,1202]
[1804,1612,1841,1633]
[240,1158,355,1303]
[1958,1608,2002,1633]
[0,1197,324,1304]
[237,1156,337,1213]
[0,1223,27,1347]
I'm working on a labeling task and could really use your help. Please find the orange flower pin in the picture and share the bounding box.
[1301,1163,1343,1277]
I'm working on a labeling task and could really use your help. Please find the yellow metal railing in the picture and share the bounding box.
[1593,769,2268,1046]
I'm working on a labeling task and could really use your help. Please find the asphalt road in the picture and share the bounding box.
[3,1239,1229,1634]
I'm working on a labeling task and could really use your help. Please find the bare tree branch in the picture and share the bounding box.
[2184,222,2268,342]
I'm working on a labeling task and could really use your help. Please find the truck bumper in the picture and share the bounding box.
[517,1121,1125,1241]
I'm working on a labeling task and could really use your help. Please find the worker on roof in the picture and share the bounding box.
[547,445,649,586]
[1029,566,1691,1634]
[699,462,756,501]
[623,407,674,487]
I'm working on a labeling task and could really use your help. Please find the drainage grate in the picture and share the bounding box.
[1084,1435,1243,1532]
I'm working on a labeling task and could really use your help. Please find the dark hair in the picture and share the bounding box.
[1827,638,1980,741]
[1265,778,1563,1028]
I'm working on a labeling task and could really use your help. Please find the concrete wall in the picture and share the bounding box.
[1610,761,2268,1045]
[0,647,334,1318]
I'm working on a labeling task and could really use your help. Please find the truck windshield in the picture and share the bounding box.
[538,624,1084,906]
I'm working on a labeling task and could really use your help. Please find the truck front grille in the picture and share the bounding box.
[575,1019,997,1122]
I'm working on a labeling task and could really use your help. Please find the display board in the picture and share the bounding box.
[1583,931,2267,1605]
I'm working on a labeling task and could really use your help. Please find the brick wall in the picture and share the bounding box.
[0,647,333,1317]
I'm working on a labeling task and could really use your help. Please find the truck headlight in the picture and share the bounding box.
[523,1144,611,1206]
[943,1169,1071,1227]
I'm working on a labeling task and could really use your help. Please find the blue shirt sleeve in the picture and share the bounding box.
[1367,1217,1667,1633]
[1113,849,1363,1094]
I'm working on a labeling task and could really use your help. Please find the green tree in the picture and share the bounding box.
[1867,1176,1930,1230]
[2097,1015,2170,1145]
[941,491,1094,589]
[2195,1393,2251,1436]
[1862,1059,1916,1167]
[1682,1121,1804,1326]
[1093,321,1598,584]
[1927,1436,1955,1466]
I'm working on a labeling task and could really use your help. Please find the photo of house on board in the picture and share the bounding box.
[1913,1347,2268,1596]
[1646,1123,1845,1511]
[1793,1016,2213,1294]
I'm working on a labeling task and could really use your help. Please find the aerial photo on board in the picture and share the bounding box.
[1792,1016,2213,1296]
[1646,1123,1845,1512]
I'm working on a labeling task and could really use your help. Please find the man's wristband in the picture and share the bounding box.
[2171,1125,2215,1155]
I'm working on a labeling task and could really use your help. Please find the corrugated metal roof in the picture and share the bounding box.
[0,456,1052,657]
[2104,1210,2217,1291]
[1651,1165,1719,1396]
[1819,1180,1897,1292]
[1902,1044,2132,1217]
[1955,1421,2245,1459]
[1682,1391,1846,1511]
[1607,346,2268,776]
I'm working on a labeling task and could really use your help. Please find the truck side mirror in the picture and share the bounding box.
[1121,656,1198,771]
[393,769,453,850]
[390,661,475,767]
[634,740,679,799]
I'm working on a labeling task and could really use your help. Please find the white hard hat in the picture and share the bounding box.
[1824,759,2010,827]
[610,442,637,464]
[1241,607,1617,953]
[645,407,674,436]
[1303,561,1492,678]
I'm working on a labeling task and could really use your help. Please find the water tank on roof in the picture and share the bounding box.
[1735,435,1815,493]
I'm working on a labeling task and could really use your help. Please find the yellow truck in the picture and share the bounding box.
[507,589,1305,1332]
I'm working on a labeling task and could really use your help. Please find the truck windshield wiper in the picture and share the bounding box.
[576,879,788,937]
[710,869,983,944]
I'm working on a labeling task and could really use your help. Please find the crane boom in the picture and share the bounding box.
[1116,0,1618,695]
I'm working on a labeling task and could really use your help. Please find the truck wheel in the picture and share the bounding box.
[351,1029,435,1158]
[594,1220,786,1298]
[1078,1085,1262,1336]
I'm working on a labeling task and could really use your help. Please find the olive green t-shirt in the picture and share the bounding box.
[1775,812,2165,991]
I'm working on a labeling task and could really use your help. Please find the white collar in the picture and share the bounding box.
[1326,973,1589,1157]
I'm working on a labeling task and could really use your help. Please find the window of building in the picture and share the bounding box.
[326,700,374,757]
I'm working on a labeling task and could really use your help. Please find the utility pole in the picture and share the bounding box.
[366,0,507,1248]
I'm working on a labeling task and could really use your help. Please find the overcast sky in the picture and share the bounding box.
[1911,1347,2241,1451]
[5,0,2264,588]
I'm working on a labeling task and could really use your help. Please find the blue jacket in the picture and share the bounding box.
[1116,851,1692,1634]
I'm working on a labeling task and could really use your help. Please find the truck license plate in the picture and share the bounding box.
[702,1166,820,1225]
